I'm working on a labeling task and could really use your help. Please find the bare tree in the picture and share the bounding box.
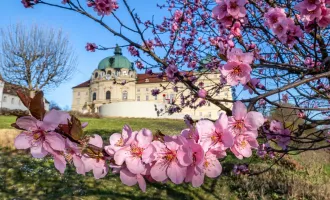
[0,23,77,97]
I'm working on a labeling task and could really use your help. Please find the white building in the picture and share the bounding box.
[0,75,49,112]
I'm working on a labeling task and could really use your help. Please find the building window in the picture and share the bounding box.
[18,100,21,106]
[78,92,80,96]
[122,91,128,101]
[3,96,6,102]
[137,96,140,101]
[137,88,140,92]
[123,71,127,75]
[146,88,149,92]
[170,94,175,104]
[208,112,212,117]
[92,92,97,101]
[106,91,111,100]
[208,101,211,106]
[94,72,98,79]
[107,70,111,75]
[77,99,80,105]
[155,95,157,100]
[162,77,166,81]
[199,112,202,117]
[146,95,149,101]
[145,79,149,83]
[11,98,14,104]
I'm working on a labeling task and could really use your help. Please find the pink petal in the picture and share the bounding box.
[89,134,103,148]
[53,155,66,174]
[30,143,48,158]
[73,155,85,175]
[114,146,131,165]
[232,101,247,120]
[196,120,215,142]
[192,171,205,187]
[142,144,156,164]
[230,146,243,159]
[245,111,264,131]
[81,156,94,172]
[16,116,38,131]
[177,146,193,167]
[81,122,88,128]
[167,161,186,184]
[109,133,122,145]
[45,132,65,151]
[205,158,222,178]
[215,113,228,132]
[120,168,137,186]
[14,132,32,149]
[150,160,168,182]
[137,174,147,192]
[93,164,108,179]
[222,130,234,148]
[126,157,145,174]
[136,129,153,148]
[42,110,70,131]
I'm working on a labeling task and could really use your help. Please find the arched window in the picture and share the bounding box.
[3,96,7,102]
[106,91,111,100]
[92,92,97,101]
[107,70,111,75]
[94,72,99,79]
[11,98,14,104]
[122,91,128,101]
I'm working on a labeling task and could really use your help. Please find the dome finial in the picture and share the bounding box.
[114,44,122,55]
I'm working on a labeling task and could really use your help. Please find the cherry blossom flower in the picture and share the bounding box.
[14,110,68,158]
[230,134,258,159]
[198,89,208,99]
[228,101,264,136]
[149,136,192,184]
[65,138,86,175]
[104,125,136,156]
[114,129,153,174]
[227,48,254,64]
[224,0,247,19]
[82,134,108,179]
[93,0,119,16]
[85,43,97,52]
[221,61,252,86]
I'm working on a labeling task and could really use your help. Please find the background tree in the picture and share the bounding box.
[0,23,77,97]
[49,101,62,110]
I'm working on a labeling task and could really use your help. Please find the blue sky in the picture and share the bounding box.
[0,1,164,108]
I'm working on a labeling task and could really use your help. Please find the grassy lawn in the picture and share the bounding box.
[0,115,330,200]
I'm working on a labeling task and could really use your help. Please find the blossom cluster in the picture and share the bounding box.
[87,0,119,16]
[14,101,265,191]
[263,120,291,150]
[295,0,330,28]
[212,0,247,27]
[264,8,303,46]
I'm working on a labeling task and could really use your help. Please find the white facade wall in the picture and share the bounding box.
[99,102,225,120]
[1,93,28,110]
[0,80,4,109]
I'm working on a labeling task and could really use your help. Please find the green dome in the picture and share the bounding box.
[97,45,134,70]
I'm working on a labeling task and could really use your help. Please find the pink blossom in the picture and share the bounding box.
[166,64,178,79]
[276,129,291,149]
[81,134,108,179]
[149,135,192,184]
[128,46,139,56]
[282,93,289,103]
[272,19,289,37]
[264,8,286,27]
[85,43,97,52]
[197,113,234,154]
[243,78,261,94]
[93,0,118,16]
[224,0,247,19]
[295,2,322,22]
[65,138,86,175]
[198,89,208,99]
[318,6,330,28]
[212,1,228,20]
[230,22,241,37]
[14,110,68,158]
[221,61,252,86]
[230,135,258,159]
[269,120,283,133]
[185,144,222,187]
[120,167,149,192]
[114,129,153,174]
[105,125,136,156]
[227,48,254,64]
[228,101,264,136]
[298,111,305,118]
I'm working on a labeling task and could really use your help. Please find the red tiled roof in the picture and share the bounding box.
[72,80,91,88]
[136,73,168,84]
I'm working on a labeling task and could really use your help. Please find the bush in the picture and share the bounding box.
[68,110,101,118]
[0,108,29,116]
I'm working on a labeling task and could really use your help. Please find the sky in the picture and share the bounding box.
[0,0,165,108]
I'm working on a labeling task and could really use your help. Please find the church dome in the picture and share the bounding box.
[97,45,134,70]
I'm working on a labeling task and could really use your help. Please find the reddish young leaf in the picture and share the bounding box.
[16,90,31,108]
[29,91,46,120]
